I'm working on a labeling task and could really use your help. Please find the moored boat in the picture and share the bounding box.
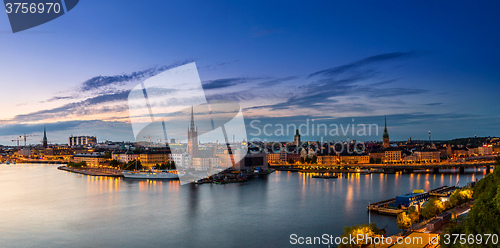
[122,170,180,179]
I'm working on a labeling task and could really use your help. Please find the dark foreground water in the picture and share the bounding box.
[0,164,488,248]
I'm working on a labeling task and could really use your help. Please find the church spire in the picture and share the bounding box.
[384,115,387,132]
[42,125,48,148]
[190,105,195,131]
[383,116,390,148]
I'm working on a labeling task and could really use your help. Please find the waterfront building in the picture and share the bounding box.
[192,157,221,171]
[339,154,369,164]
[383,116,390,148]
[287,153,301,164]
[384,148,401,163]
[368,150,385,163]
[267,152,280,164]
[317,155,337,165]
[69,135,97,147]
[112,151,140,163]
[170,152,191,168]
[478,145,493,155]
[403,151,418,163]
[187,106,199,157]
[73,153,105,166]
[44,146,73,160]
[139,152,168,167]
[413,149,440,163]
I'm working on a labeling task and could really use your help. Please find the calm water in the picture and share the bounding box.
[0,164,488,248]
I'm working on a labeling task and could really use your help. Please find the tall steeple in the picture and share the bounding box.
[42,125,48,148]
[383,116,390,148]
[187,106,198,156]
[384,116,387,132]
[190,105,196,131]
[294,129,301,148]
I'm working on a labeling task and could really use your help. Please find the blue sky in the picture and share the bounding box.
[0,0,499,144]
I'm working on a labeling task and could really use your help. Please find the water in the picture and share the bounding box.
[0,164,487,248]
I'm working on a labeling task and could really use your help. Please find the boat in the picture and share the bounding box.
[312,173,338,179]
[122,170,180,179]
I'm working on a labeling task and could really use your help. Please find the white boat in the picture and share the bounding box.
[122,170,180,179]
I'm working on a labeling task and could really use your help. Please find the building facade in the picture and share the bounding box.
[73,153,105,166]
[69,136,97,147]
[340,154,370,164]
[384,149,402,163]
[112,151,140,163]
[414,150,440,163]
[139,152,168,167]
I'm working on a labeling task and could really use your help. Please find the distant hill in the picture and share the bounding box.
[447,137,499,147]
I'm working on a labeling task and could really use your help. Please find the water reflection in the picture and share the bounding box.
[0,164,491,248]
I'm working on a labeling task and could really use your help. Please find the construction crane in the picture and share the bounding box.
[11,136,22,147]
[19,134,39,146]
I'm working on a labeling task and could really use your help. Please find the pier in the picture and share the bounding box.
[58,166,123,177]
[429,185,456,197]
[368,186,456,215]
[367,197,401,215]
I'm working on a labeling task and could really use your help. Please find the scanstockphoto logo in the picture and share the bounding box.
[127,63,248,185]
[3,0,79,33]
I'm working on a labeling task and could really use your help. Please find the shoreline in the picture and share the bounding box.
[57,166,123,177]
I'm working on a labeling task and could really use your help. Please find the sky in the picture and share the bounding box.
[0,0,499,145]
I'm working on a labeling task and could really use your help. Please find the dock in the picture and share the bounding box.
[368,186,457,215]
[58,166,123,177]
[367,197,401,215]
[429,185,456,197]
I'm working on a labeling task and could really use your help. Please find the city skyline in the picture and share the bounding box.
[1,1,499,144]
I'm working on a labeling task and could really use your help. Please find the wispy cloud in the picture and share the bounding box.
[11,90,130,123]
[203,77,256,90]
[80,60,195,92]
[308,51,419,78]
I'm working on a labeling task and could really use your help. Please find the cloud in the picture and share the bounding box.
[11,90,130,123]
[80,60,195,92]
[247,51,426,112]
[257,76,298,86]
[308,51,419,78]
[45,96,75,102]
[202,78,250,90]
